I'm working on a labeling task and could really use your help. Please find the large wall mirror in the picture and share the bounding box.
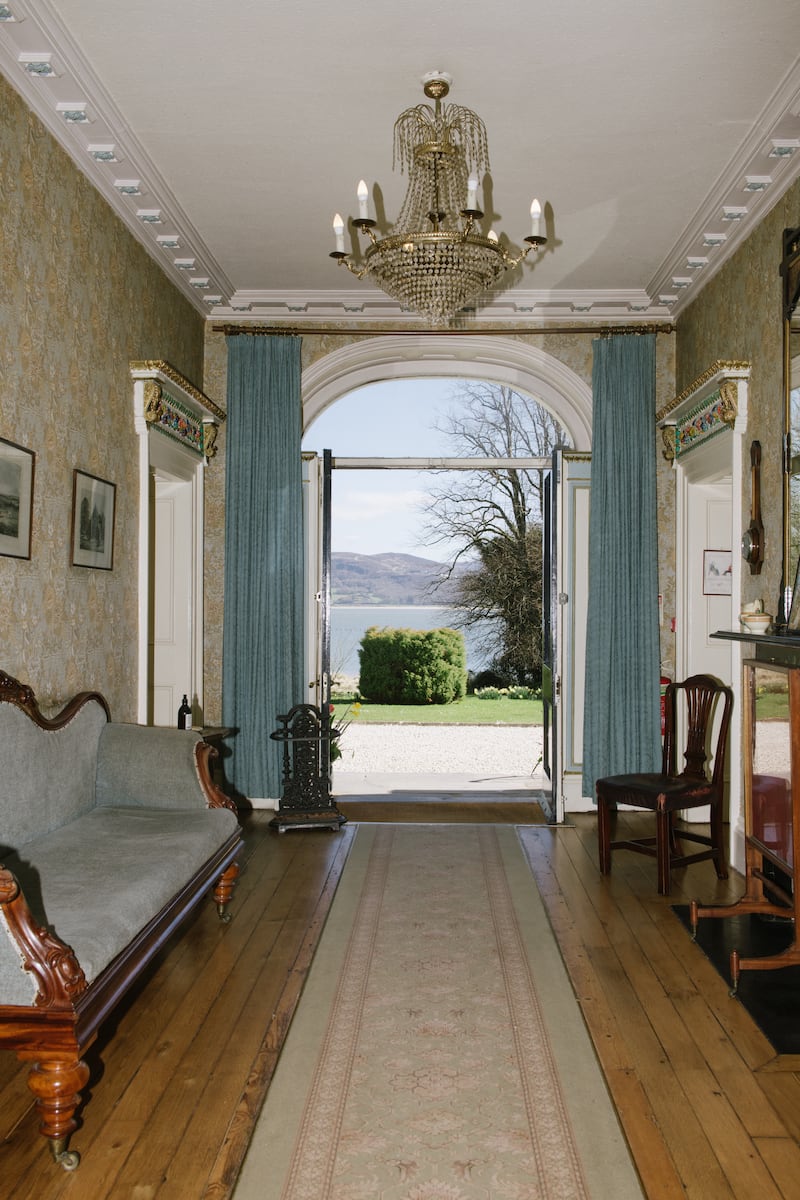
[782,227,800,624]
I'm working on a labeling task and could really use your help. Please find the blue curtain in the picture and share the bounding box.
[222,335,304,801]
[582,334,661,797]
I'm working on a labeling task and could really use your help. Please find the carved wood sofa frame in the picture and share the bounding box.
[0,671,243,1169]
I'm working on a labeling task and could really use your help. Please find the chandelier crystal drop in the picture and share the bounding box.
[329,73,547,325]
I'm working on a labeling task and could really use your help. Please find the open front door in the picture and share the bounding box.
[541,463,558,823]
[542,450,592,820]
[302,450,332,712]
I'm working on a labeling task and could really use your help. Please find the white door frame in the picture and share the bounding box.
[662,364,750,872]
[131,363,224,725]
[302,452,325,710]
[554,452,592,816]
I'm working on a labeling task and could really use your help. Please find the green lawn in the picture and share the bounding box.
[331,693,542,726]
[755,692,790,721]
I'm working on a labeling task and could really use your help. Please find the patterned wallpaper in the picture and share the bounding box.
[0,75,205,719]
[676,176,800,614]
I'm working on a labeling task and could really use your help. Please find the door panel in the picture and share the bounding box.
[302,451,332,712]
[682,479,733,821]
[543,451,591,820]
[151,478,193,726]
[302,454,323,708]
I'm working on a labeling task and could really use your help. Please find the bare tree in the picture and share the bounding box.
[424,382,569,684]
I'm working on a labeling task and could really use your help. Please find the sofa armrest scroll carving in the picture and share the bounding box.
[0,868,87,1008]
[194,740,237,813]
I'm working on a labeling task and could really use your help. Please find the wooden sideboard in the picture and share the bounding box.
[690,632,800,991]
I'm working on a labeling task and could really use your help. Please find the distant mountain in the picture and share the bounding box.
[331,551,468,606]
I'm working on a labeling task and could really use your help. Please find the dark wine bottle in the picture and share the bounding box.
[177,694,192,730]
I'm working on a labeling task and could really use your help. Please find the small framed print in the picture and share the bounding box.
[0,437,35,560]
[703,549,732,596]
[71,469,116,570]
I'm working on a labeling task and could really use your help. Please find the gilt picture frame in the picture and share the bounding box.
[71,469,116,570]
[0,436,35,560]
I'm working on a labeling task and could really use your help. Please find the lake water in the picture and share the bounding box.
[331,605,498,679]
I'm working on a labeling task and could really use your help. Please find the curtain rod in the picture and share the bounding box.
[213,322,675,338]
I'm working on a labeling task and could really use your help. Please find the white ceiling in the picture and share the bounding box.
[2,0,800,326]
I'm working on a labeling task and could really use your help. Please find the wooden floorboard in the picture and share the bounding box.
[518,812,800,1200]
[0,813,355,1199]
[1,807,798,1198]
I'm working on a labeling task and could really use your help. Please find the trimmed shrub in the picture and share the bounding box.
[358,626,467,704]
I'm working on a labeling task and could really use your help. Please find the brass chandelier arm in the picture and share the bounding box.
[331,255,371,281]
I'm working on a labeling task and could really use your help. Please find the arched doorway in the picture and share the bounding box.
[301,336,593,820]
[301,335,592,449]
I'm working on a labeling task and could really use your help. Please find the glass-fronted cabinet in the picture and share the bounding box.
[692,646,800,991]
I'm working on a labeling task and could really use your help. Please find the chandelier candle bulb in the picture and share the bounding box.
[333,213,345,253]
[357,179,369,219]
[530,198,542,237]
[467,175,478,210]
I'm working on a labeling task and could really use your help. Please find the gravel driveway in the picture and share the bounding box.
[334,722,543,776]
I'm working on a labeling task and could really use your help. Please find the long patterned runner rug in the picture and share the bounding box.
[233,825,643,1199]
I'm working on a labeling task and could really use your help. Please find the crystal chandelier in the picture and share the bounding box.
[329,72,547,325]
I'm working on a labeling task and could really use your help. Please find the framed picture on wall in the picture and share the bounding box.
[702,549,732,595]
[71,469,116,570]
[0,437,35,560]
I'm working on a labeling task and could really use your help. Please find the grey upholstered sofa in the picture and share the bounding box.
[0,670,243,1169]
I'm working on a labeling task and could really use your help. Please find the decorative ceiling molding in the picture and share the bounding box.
[648,62,800,318]
[1,3,799,326]
[218,288,672,326]
[0,0,233,314]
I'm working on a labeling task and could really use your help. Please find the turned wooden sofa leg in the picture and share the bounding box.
[20,1050,90,1170]
[213,860,239,921]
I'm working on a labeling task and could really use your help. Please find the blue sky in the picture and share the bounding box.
[302,378,466,560]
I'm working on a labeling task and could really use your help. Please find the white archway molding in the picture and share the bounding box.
[301,335,593,450]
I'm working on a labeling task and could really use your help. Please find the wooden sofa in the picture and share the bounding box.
[0,671,243,1169]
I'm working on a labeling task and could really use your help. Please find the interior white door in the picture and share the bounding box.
[151,476,193,726]
[679,478,734,822]
[684,482,733,680]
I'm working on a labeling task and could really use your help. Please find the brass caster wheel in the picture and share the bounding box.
[728,982,739,999]
[217,905,232,923]
[50,1139,80,1170]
